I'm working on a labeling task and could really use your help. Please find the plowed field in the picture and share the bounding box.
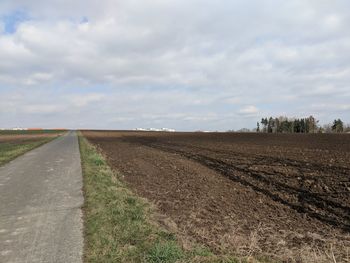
[82,131,350,262]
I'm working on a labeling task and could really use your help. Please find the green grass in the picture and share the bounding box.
[0,139,56,166]
[79,135,269,263]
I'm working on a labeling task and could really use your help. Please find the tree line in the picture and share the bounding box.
[257,116,349,133]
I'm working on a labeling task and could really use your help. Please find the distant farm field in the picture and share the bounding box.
[82,131,350,262]
[0,129,66,135]
[0,130,64,166]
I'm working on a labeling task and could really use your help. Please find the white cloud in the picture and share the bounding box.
[310,103,350,111]
[69,93,106,107]
[238,106,259,115]
[21,104,63,114]
[324,14,342,30]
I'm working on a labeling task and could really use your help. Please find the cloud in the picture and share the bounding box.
[0,0,350,130]
[238,106,259,116]
[324,14,342,30]
[68,93,106,107]
[21,104,63,114]
[310,103,350,112]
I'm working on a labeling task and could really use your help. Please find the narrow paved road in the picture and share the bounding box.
[0,131,84,263]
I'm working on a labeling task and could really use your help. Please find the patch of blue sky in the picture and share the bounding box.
[1,10,30,34]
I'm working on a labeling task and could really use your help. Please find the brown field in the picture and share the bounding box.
[82,131,350,262]
[0,130,65,144]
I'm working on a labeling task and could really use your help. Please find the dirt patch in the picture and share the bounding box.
[82,131,350,262]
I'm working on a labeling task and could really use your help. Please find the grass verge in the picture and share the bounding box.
[79,134,269,263]
[0,138,56,166]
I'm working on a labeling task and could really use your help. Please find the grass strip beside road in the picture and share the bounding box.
[79,134,267,263]
[0,138,56,166]
[79,135,185,262]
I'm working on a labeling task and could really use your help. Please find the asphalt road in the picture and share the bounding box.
[0,131,84,263]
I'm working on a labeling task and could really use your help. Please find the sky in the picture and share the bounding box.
[0,0,349,131]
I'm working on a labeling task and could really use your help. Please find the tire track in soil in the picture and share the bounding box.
[122,137,350,232]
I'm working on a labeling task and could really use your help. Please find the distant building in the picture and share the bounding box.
[134,127,176,132]
[160,128,176,132]
[12,127,28,131]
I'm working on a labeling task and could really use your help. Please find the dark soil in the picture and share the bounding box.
[82,131,350,262]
